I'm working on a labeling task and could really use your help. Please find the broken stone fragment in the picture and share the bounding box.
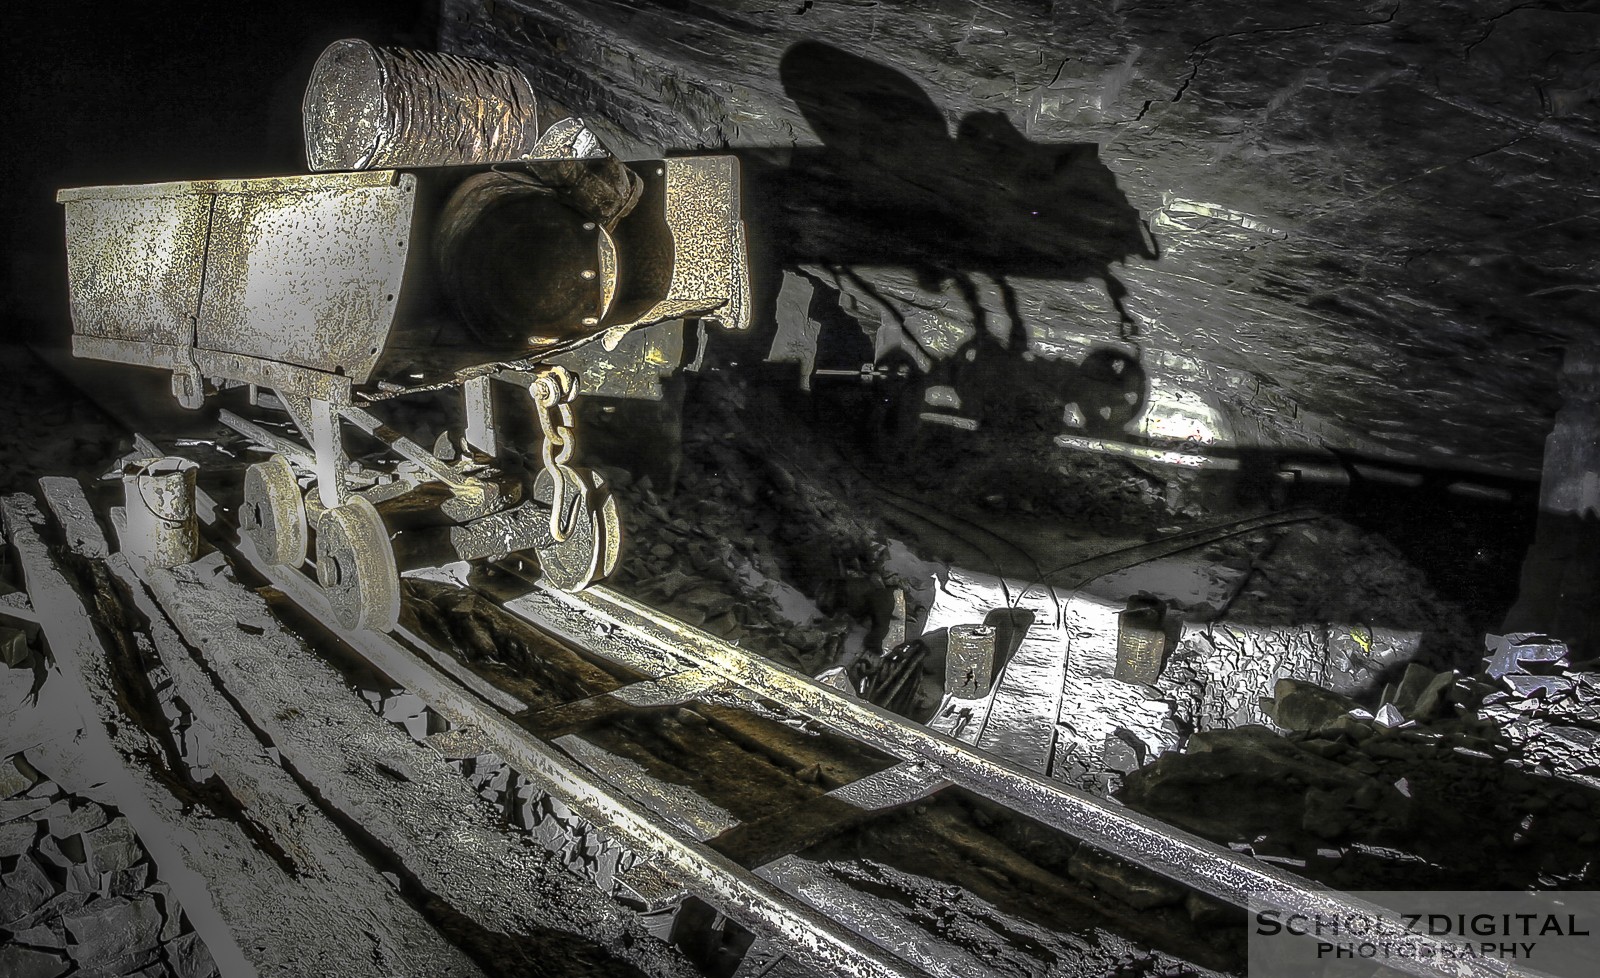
[1503,674,1575,700]
[0,818,39,856]
[0,755,37,798]
[83,818,143,876]
[1101,731,1145,774]
[12,892,93,936]
[164,930,218,978]
[1483,632,1570,678]
[381,692,429,723]
[40,799,108,840]
[680,586,738,617]
[63,894,163,969]
[142,881,184,942]
[1408,670,1457,721]
[1310,714,1372,743]
[1,624,30,667]
[425,724,497,760]
[106,863,151,898]
[0,945,70,978]
[0,854,59,923]
[33,833,77,872]
[10,919,67,949]
[1268,679,1360,732]
[1384,663,1435,715]
[1373,704,1406,728]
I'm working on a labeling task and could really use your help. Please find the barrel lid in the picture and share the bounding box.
[303,38,387,172]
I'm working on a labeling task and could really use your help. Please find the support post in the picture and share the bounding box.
[1504,345,1600,661]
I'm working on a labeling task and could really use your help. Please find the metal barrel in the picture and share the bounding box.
[122,457,199,569]
[434,170,621,349]
[303,39,540,171]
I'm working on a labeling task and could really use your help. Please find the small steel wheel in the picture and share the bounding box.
[586,468,622,582]
[240,455,307,567]
[315,496,401,632]
[1074,349,1147,435]
[531,464,606,592]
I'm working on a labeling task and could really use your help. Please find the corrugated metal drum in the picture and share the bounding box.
[303,38,540,171]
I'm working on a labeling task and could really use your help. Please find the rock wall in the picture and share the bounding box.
[439,0,1600,477]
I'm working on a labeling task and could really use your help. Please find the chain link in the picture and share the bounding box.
[531,367,580,541]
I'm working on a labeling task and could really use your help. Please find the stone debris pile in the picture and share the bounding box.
[1476,633,1600,794]
[0,752,218,978]
[0,565,219,978]
[1118,639,1600,891]
[357,684,664,917]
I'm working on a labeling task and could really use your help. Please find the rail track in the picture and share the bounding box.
[855,470,1319,606]
[0,406,1511,978]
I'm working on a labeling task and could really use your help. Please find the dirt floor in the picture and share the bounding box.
[3,333,1579,977]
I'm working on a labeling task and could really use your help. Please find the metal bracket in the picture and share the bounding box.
[279,392,349,510]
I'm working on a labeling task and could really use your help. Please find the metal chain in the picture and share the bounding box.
[531,367,579,542]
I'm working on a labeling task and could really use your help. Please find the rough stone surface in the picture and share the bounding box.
[0,945,71,978]
[0,817,39,856]
[442,0,1600,477]
[83,817,143,876]
[1269,679,1361,733]
[63,895,162,969]
[1120,655,1600,890]
[0,854,59,924]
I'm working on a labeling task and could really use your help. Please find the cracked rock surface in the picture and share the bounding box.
[443,0,1598,477]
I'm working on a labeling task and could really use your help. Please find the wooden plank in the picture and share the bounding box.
[3,491,254,978]
[230,533,923,978]
[919,567,1070,771]
[535,581,1435,957]
[128,544,690,976]
[38,475,110,558]
[706,761,947,870]
[516,668,722,739]
[106,547,483,978]
[972,580,1071,774]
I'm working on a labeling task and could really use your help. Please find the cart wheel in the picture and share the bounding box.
[240,455,307,567]
[587,468,622,581]
[315,496,401,632]
[531,464,605,592]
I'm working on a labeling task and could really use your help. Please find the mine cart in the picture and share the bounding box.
[59,118,750,632]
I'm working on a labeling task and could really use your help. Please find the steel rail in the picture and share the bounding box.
[145,428,1502,978]
[174,470,929,978]
[517,581,1504,978]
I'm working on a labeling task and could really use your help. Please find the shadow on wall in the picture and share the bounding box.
[757,41,1157,338]
[726,42,1161,452]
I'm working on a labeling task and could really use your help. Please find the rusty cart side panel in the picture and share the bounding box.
[197,173,416,384]
[60,170,417,393]
[59,185,212,362]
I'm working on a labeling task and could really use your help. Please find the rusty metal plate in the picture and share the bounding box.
[195,171,416,385]
[59,185,212,348]
[662,156,750,331]
[549,321,684,400]
[602,156,751,337]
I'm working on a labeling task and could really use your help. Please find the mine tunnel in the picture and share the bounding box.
[3,2,1599,977]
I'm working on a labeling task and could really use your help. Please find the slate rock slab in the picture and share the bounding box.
[64,894,163,969]
[0,945,70,978]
